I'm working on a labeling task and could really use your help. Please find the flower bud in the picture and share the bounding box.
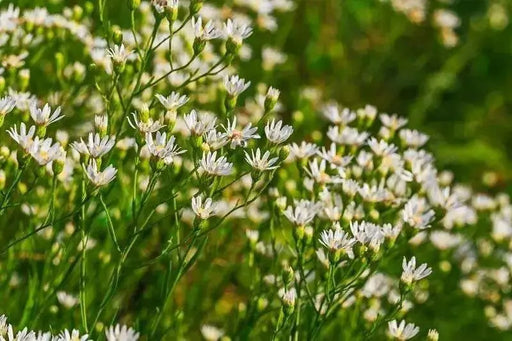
[264,87,280,112]
[129,0,141,10]
[427,329,439,341]
[224,95,237,114]
[112,26,123,45]
[0,76,5,93]
[282,266,294,287]
[18,69,30,91]
[95,114,108,137]
[190,0,203,14]
[0,170,5,191]
[193,37,206,55]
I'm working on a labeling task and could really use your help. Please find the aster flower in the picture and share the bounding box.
[128,112,164,134]
[203,129,229,150]
[401,256,432,285]
[200,151,233,176]
[29,137,64,166]
[84,159,117,187]
[222,117,260,149]
[55,329,90,341]
[379,113,408,131]
[191,196,216,219]
[224,75,251,97]
[327,126,368,147]
[224,19,253,45]
[105,324,140,341]
[388,320,419,340]
[184,110,216,136]
[29,103,64,126]
[71,133,116,159]
[201,325,224,341]
[317,143,352,168]
[283,200,321,226]
[145,131,185,164]
[350,221,384,251]
[192,17,220,41]
[155,92,189,112]
[319,228,356,257]
[265,119,293,144]
[289,141,318,160]
[278,287,297,306]
[399,129,429,148]
[367,137,398,157]
[0,96,15,117]
[305,158,344,184]
[56,291,79,309]
[402,196,435,229]
[106,44,132,64]
[7,123,36,152]
[244,148,279,171]
[322,103,356,125]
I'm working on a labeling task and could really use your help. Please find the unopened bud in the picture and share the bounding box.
[112,26,123,45]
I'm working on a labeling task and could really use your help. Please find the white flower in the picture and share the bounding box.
[203,129,229,150]
[265,119,293,144]
[184,110,216,136]
[71,133,116,159]
[322,103,356,125]
[155,92,189,111]
[105,324,139,341]
[145,131,185,164]
[379,113,408,131]
[224,19,253,45]
[55,329,90,341]
[399,129,429,148]
[7,123,36,152]
[29,137,64,166]
[151,0,178,13]
[289,141,318,160]
[0,96,16,116]
[319,228,356,257]
[200,151,233,176]
[305,158,344,184]
[0,315,8,337]
[266,86,281,103]
[224,75,251,97]
[401,256,432,285]
[317,143,352,168]
[106,44,132,64]
[84,159,117,187]
[327,126,368,146]
[402,196,435,229]
[128,112,164,134]
[367,137,397,157]
[222,117,260,149]
[388,320,419,340]
[191,196,216,219]
[56,291,79,309]
[29,103,64,126]
[278,287,297,306]
[200,325,224,341]
[244,148,279,171]
[192,17,220,40]
[283,200,321,226]
[350,221,384,251]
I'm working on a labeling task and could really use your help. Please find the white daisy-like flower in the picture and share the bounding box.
[155,92,189,111]
[128,112,164,134]
[305,158,344,184]
[399,129,429,148]
[29,137,64,166]
[278,287,297,306]
[265,119,293,144]
[203,129,229,150]
[388,320,419,340]
[289,141,318,160]
[184,110,216,136]
[84,159,117,187]
[367,137,398,157]
[71,133,116,159]
[319,228,356,256]
[379,113,408,131]
[283,200,321,226]
[0,96,16,117]
[244,148,279,171]
[402,196,435,229]
[56,291,79,309]
[7,123,36,152]
[224,75,251,97]
[200,151,233,176]
[191,196,216,219]
[317,143,352,168]
[322,103,356,125]
[222,117,260,149]
[106,44,132,64]
[192,17,221,41]
[105,324,140,341]
[145,131,185,164]
[29,102,64,126]
[200,325,224,341]
[401,256,432,285]
[55,329,90,341]
[224,19,253,45]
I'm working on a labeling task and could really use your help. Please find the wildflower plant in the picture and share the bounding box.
[0,0,509,340]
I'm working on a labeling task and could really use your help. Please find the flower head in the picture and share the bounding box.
[145,131,185,164]
[71,133,115,159]
[265,119,293,144]
[105,324,140,341]
[388,320,419,340]
[191,196,216,219]
[244,148,279,171]
[29,103,64,126]
[84,159,117,187]
[200,151,233,176]
[401,256,432,285]
[224,75,251,97]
